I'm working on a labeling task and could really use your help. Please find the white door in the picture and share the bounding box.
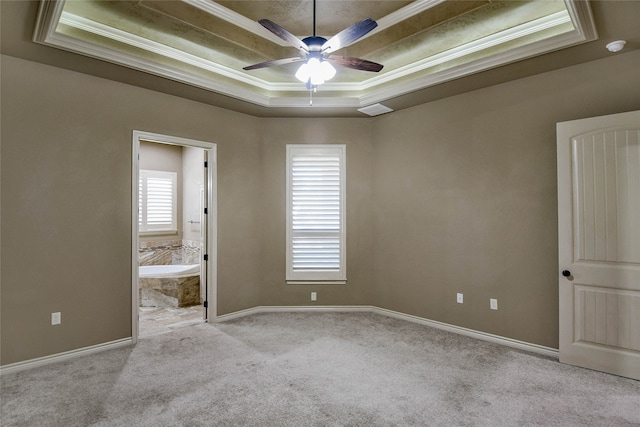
[557,110,640,380]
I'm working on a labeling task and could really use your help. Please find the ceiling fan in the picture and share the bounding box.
[243,0,383,89]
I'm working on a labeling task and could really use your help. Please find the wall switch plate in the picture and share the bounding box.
[311,292,317,301]
[456,293,463,304]
[51,312,61,325]
[490,299,498,310]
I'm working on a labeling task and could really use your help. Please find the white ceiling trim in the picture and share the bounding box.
[359,24,597,107]
[32,0,597,111]
[564,0,598,40]
[183,0,447,46]
[365,0,447,40]
[59,11,272,90]
[53,7,577,95]
[34,4,273,107]
[269,96,361,109]
[357,10,573,90]
[44,30,273,106]
[364,0,596,105]
[182,0,289,47]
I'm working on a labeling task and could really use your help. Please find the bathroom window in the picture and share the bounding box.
[139,170,177,233]
[286,145,346,284]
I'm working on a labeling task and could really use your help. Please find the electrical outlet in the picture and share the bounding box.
[311,292,317,301]
[456,293,463,304]
[490,299,498,310]
[51,312,61,325]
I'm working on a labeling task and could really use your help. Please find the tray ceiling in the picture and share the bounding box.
[33,0,597,114]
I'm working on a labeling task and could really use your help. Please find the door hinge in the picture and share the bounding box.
[204,254,209,261]
[203,300,208,308]
[204,161,208,168]
[204,207,208,214]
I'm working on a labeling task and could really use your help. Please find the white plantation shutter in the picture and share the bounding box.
[287,145,346,283]
[139,170,177,232]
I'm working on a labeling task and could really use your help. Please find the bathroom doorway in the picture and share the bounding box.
[131,131,216,342]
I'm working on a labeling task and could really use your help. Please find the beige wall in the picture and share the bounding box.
[139,141,183,242]
[182,146,205,242]
[2,49,639,365]
[258,119,374,307]
[370,50,640,348]
[140,140,183,171]
[0,55,263,364]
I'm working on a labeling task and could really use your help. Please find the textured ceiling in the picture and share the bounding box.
[2,1,637,117]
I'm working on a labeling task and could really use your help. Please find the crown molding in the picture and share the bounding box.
[566,0,598,41]
[59,12,271,90]
[359,10,574,91]
[33,0,597,111]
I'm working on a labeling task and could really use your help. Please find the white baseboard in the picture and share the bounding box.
[371,307,559,358]
[0,338,133,375]
[3,305,558,374]
[214,305,374,322]
[215,305,559,358]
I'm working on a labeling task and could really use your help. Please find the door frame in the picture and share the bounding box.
[131,130,217,344]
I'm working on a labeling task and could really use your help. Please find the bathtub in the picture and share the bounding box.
[139,264,200,308]
[139,264,200,278]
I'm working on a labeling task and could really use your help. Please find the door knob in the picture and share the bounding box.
[562,270,571,277]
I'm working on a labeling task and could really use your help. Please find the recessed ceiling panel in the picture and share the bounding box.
[216,0,413,37]
[33,0,597,113]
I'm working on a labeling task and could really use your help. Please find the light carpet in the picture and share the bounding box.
[1,312,639,426]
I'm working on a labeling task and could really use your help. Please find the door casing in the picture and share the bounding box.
[131,130,217,343]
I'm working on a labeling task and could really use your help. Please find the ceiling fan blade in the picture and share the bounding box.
[243,57,306,71]
[258,19,309,52]
[321,18,378,54]
[327,56,383,72]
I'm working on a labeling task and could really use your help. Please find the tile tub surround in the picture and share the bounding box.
[139,240,200,266]
[138,240,201,307]
[139,275,200,308]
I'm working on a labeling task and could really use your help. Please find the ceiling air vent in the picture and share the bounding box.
[358,103,394,117]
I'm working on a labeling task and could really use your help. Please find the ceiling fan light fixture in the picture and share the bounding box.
[296,58,336,86]
[295,62,311,83]
[244,2,382,86]
[320,60,336,81]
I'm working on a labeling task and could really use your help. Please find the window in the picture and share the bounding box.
[139,170,177,233]
[286,145,346,284]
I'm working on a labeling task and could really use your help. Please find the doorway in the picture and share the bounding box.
[132,131,217,342]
